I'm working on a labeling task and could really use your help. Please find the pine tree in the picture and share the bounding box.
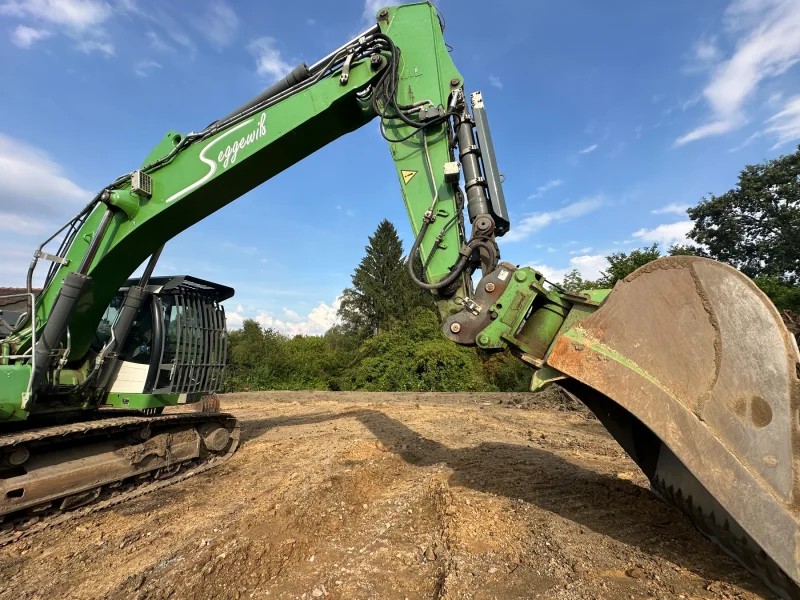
[338,220,434,337]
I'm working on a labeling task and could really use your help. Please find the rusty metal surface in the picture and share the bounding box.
[784,310,800,347]
[1,428,201,516]
[443,262,515,345]
[546,256,800,593]
[0,412,239,544]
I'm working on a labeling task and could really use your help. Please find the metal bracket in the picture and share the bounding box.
[443,161,461,183]
[463,297,482,316]
[339,52,356,85]
[34,250,69,266]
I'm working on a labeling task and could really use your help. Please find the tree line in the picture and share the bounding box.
[224,145,800,393]
[560,146,800,313]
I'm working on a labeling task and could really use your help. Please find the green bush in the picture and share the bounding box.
[354,310,489,392]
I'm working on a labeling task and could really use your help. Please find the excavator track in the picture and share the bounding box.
[0,411,239,545]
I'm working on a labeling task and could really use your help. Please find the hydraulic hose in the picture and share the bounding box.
[407,221,497,291]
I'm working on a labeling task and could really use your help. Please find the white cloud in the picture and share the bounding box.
[651,203,690,215]
[221,241,258,255]
[363,0,400,21]
[0,132,91,232]
[728,131,762,151]
[249,37,292,82]
[503,195,605,243]
[765,94,800,147]
[529,254,610,285]
[527,264,569,284]
[146,30,174,53]
[683,34,722,74]
[2,0,114,54]
[0,212,52,236]
[569,246,593,255]
[120,3,196,57]
[75,38,114,55]
[676,119,736,145]
[10,24,51,48]
[579,143,598,154]
[225,311,243,329]
[282,307,301,321]
[192,0,238,49]
[569,254,609,280]
[489,75,503,90]
[0,132,91,284]
[681,95,702,111]
[528,178,563,199]
[633,221,693,247]
[694,34,722,64]
[133,59,161,77]
[0,0,112,29]
[676,0,800,145]
[248,296,342,336]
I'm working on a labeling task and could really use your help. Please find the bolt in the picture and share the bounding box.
[484,282,496,293]
[378,8,389,18]
[450,78,460,87]
[450,322,461,334]
[478,335,490,345]
[514,270,527,282]
[370,54,382,69]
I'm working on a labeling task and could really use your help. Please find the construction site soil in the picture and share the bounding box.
[0,391,776,600]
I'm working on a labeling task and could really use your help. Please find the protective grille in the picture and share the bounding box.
[153,293,227,395]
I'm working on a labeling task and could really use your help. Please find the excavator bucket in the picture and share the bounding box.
[546,256,800,598]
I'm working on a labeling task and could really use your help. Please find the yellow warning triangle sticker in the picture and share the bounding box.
[401,170,417,185]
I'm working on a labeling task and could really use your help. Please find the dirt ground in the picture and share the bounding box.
[0,391,775,600]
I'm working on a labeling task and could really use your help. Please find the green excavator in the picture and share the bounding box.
[1,3,798,597]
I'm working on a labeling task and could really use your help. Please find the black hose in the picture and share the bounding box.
[407,221,497,291]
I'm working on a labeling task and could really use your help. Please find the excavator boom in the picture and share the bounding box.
[0,3,798,596]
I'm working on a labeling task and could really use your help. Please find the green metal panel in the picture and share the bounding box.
[2,2,479,418]
[474,267,568,352]
[13,2,468,363]
[0,365,31,421]
[35,58,379,361]
[379,3,465,300]
[103,392,200,409]
[582,289,611,303]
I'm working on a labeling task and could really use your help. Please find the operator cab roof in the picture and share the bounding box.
[120,275,235,302]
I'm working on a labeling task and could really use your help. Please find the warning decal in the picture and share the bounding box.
[401,170,417,185]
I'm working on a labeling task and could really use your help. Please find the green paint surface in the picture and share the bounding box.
[3,2,475,418]
[104,392,200,409]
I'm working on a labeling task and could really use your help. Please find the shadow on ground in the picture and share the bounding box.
[236,407,768,597]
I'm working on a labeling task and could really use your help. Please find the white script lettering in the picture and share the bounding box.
[217,113,267,168]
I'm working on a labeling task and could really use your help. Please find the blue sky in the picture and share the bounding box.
[1,0,799,334]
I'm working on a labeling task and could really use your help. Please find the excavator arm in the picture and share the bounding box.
[1,3,799,596]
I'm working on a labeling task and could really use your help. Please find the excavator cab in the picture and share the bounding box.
[92,275,233,410]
